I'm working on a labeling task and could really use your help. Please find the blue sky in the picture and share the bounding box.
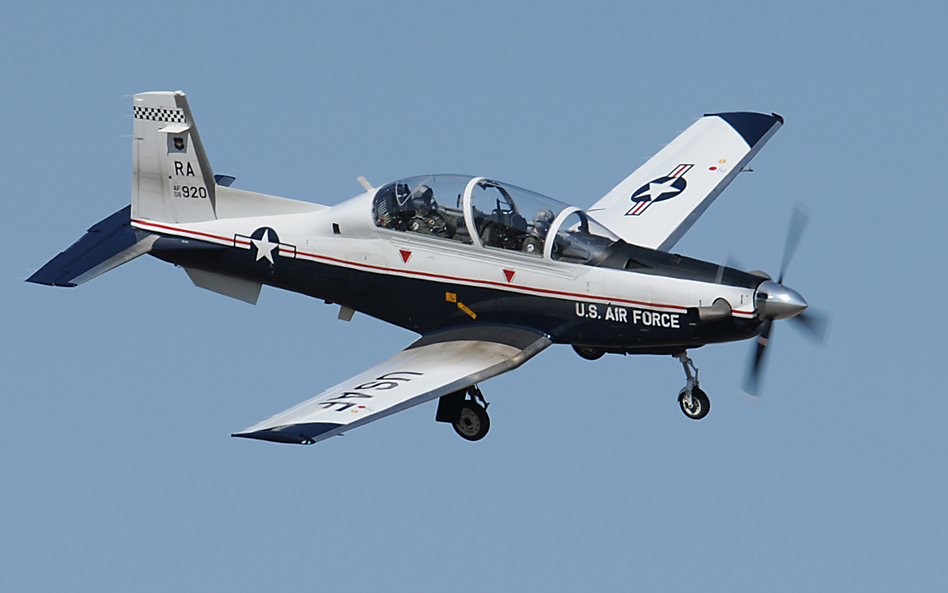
[2,1,946,591]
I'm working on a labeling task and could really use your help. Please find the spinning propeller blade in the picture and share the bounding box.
[741,203,829,397]
[714,253,747,285]
[790,309,831,344]
[743,319,773,397]
[778,203,809,284]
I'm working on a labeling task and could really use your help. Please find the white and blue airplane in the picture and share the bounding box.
[28,91,826,445]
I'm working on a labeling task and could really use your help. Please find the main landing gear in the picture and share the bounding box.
[676,352,710,420]
[435,385,491,441]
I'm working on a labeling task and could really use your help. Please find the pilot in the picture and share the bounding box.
[409,185,456,239]
[521,209,554,254]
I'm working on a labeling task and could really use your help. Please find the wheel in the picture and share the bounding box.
[573,345,605,360]
[678,387,710,420]
[453,402,490,441]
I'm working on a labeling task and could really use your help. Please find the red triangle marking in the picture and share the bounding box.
[503,269,516,283]
[400,250,412,263]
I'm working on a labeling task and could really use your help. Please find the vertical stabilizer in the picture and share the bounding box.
[132,91,217,223]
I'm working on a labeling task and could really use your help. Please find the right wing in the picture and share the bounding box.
[233,326,552,445]
[587,112,783,251]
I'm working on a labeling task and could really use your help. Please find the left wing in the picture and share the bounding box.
[588,112,783,251]
[233,326,552,445]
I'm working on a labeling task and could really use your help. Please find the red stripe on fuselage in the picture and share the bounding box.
[133,219,748,314]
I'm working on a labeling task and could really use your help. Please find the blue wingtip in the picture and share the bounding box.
[706,112,783,147]
[232,422,343,445]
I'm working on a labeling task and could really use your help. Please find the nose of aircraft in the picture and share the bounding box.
[755,280,808,320]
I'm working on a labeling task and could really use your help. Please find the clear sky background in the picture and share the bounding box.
[2,1,946,591]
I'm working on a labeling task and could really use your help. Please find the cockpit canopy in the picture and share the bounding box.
[372,175,618,265]
[373,175,471,242]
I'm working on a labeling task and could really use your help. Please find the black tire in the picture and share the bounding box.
[573,345,605,360]
[453,402,490,441]
[678,387,710,420]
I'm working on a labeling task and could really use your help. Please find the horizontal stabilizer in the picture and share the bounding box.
[27,206,157,287]
[214,174,236,187]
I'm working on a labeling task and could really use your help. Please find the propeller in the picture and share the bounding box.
[744,319,773,397]
[778,203,809,284]
[741,203,830,397]
[791,308,831,343]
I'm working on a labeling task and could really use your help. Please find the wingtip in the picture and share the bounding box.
[706,112,783,147]
[231,430,313,445]
[231,422,343,445]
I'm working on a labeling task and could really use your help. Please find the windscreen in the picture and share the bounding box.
[551,211,620,264]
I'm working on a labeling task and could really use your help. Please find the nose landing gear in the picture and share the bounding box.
[676,352,710,420]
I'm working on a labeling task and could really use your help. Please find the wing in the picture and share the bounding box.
[233,326,552,445]
[587,112,783,251]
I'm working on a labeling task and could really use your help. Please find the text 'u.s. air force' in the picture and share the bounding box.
[575,302,680,328]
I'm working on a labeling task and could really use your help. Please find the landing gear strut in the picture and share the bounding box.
[436,385,491,441]
[676,352,710,420]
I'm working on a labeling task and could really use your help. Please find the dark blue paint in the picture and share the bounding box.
[232,422,343,444]
[214,174,236,187]
[152,235,764,353]
[708,112,782,148]
[26,206,148,287]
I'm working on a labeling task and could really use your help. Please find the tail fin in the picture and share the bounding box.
[27,91,214,287]
[132,91,217,223]
[29,91,328,288]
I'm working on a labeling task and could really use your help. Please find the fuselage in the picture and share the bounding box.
[136,175,767,354]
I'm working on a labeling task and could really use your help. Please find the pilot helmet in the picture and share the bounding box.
[411,185,435,213]
[394,182,413,206]
[534,209,555,235]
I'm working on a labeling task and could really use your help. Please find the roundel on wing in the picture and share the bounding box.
[630,176,687,205]
[625,165,693,216]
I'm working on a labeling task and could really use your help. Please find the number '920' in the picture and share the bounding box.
[173,185,207,199]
